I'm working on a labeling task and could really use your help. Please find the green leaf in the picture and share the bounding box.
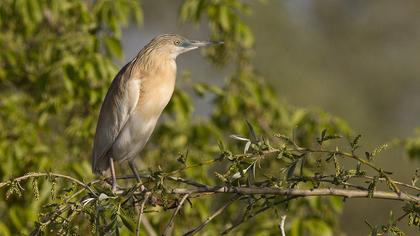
[246,120,257,143]
[289,219,303,236]
[372,143,389,157]
[350,134,362,150]
[219,6,230,30]
[287,161,298,179]
[119,210,136,232]
[104,36,123,58]
[0,222,11,236]
[303,219,333,236]
[329,196,343,213]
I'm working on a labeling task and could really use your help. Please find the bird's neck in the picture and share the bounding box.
[136,49,177,75]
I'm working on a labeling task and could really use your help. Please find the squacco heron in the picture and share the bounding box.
[92,34,222,190]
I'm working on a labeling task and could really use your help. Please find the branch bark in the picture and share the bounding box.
[3,172,417,203]
[170,186,419,202]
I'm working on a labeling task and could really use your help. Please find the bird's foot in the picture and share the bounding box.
[140,184,147,192]
[104,177,121,192]
[111,182,121,193]
[138,183,147,192]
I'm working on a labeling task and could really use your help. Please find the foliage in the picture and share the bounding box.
[403,128,420,161]
[1,129,419,235]
[0,0,418,235]
[0,0,141,234]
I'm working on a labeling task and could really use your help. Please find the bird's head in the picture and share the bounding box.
[146,34,223,59]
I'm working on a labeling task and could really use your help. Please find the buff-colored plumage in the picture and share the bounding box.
[91,34,221,189]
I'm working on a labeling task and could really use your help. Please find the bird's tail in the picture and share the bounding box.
[92,152,110,175]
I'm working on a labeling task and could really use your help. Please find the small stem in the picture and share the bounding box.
[162,193,190,236]
[183,194,241,235]
[136,192,151,236]
[360,175,420,192]
[279,215,287,236]
[222,197,296,234]
[168,159,219,175]
[397,212,409,222]
[142,217,157,236]
[166,176,209,188]
[0,172,97,196]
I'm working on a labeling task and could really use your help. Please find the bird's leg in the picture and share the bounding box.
[128,160,146,192]
[109,157,118,192]
[128,159,142,182]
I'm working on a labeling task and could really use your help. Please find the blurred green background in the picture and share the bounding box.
[0,0,419,235]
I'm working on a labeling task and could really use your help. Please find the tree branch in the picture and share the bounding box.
[170,186,419,202]
[3,172,417,203]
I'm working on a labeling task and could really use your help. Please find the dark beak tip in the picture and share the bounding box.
[210,41,223,45]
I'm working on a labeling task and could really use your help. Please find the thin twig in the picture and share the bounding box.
[38,186,96,227]
[235,146,409,195]
[168,159,219,175]
[397,212,410,222]
[142,217,158,236]
[360,175,420,192]
[270,138,403,195]
[0,172,97,196]
[288,176,368,190]
[166,176,209,188]
[183,194,241,235]
[302,148,401,194]
[279,215,287,236]
[136,192,151,236]
[115,174,209,188]
[289,174,419,192]
[162,193,190,236]
[222,197,296,234]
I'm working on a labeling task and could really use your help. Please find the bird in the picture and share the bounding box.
[92,34,222,190]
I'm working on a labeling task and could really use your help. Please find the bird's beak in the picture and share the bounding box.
[188,40,224,48]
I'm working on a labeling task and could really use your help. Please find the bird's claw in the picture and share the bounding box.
[111,183,121,193]
[138,184,147,193]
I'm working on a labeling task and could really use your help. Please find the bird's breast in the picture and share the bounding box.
[137,61,177,119]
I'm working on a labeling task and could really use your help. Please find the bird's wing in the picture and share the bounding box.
[92,60,141,173]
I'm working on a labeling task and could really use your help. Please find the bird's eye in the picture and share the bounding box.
[174,40,181,46]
